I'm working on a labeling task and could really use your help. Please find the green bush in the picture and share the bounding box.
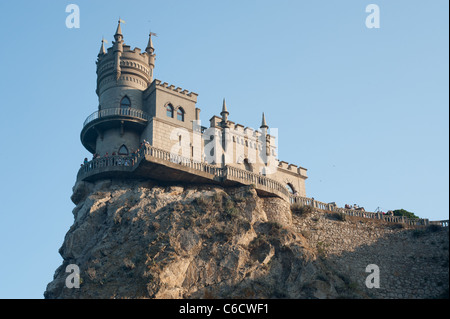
[393,209,419,219]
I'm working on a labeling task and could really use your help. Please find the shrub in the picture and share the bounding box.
[331,212,346,221]
[291,204,313,217]
[193,196,210,206]
[393,209,419,219]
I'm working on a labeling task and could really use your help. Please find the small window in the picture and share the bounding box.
[177,107,185,121]
[120,96,131,108]
[118,145,129,155]
[166,104,174,118]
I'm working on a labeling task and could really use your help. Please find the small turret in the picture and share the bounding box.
[113,19,125,81]
[145,32,157,82]
[98,38,106,56]
[145,32,155,54]
[220,98,229,128]
[114,19,124,42]
[260,112,268,130]
[221,98,229,120]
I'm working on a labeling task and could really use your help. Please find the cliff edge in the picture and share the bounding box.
[44,179,448,299]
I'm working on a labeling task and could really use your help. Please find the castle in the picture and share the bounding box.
[79,20,307,201]
[77,20,447,228]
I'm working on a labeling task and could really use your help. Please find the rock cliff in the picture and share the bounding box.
[44,179,448,299]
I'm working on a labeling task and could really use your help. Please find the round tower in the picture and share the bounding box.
[81,20,157,156]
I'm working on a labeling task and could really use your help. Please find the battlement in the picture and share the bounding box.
[98,46,149,64]
[278,161,308,177]
[155,80,199,98]
[144,79,198,102]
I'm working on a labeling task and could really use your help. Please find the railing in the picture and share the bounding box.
[224,165,290,198]
[78,154,137,178]
[289,194,447,227]
[430,220,449,227]
[83,107,150,128]
[76,143,447,228]
[141,144,224,177]
[77,143,291,199]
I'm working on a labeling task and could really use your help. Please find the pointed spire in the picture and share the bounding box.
[220,98,229,127]
[115,18,123,36]
[98,38,107,56]
[221,98,229,116]
[260,112,268,129]
[114,18,124,42]
[146,31,156,54]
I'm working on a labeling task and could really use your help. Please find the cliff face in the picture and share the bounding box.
[44,179,449,299]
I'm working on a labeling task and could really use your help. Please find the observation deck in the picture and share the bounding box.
[80,107,150,153]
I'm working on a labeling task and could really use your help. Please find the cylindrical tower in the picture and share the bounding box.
[80,20,156,156]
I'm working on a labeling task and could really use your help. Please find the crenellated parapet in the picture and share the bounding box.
[144,79,198,102]
[278,161,308,178]
[96,45,153,96]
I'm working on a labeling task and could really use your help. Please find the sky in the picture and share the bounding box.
[0,0,448,299]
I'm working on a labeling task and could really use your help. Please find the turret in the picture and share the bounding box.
[220,98,229,127]
[98,38,106,56]
[145,32,156,82]
[81,20,156,156]
[260,112,268,130]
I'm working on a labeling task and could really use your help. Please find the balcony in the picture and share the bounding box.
[80,107,150,153]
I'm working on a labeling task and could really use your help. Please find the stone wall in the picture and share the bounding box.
[293,209,449,299]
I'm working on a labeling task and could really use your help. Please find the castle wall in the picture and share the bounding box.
[99,86,144,111]
[147,118,203,161]
[86,28,309,200]
[95,128,140,156]
[144,80,198,131]
[294,210,449,299]
[272,168,307,197]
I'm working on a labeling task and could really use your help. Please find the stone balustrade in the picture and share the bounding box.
[429,220,449,227]
[77,144,447,227]
[141,143,224,177]
[77,155,136,179]
[290,194,447,227]
[83,107,150,128]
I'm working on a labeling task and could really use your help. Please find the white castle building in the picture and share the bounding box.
[79,20,308,200]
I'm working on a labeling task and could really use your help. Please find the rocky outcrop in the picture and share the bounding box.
[44,179,449,299]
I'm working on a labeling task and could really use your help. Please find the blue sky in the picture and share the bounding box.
[0,0,448,298]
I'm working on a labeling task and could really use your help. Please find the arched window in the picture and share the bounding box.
[166,104,174,118]
[177,107,185,121]
[286,183,295,194]
[118,144,129,155]
[120,96,131,109]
